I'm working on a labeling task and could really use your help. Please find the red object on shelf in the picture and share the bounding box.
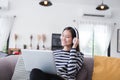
[8,48,21,55]
[13,51,21,55]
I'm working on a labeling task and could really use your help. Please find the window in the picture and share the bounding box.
[78,21,115,57]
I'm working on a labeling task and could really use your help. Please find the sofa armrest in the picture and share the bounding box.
[0,55,19,80]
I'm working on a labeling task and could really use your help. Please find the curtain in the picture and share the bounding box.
[94,23,115,56]
[78,21,115,56]
[0,16,15,52]
[78,22,93,52]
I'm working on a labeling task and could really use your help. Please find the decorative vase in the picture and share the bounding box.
[37,34,41,50]
[14,34,18,48]
[30,35,33,49]
[41,34,46,49]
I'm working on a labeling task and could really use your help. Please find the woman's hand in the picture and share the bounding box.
[72,37,79,48]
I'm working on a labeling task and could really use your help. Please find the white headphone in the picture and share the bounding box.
[72,27,79,44]
[73,27,79,39]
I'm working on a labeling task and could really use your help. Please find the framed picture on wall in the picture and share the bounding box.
[117,29,120,52]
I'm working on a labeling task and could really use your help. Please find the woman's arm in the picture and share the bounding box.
[67,48,84,79]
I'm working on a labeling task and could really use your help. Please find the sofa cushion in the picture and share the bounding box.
[0,55,18,80]
[76,57,94,80]
[76,63,88,80]
[92,56,120,80]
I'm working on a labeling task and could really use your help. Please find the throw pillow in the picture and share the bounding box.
[92,56,120,80]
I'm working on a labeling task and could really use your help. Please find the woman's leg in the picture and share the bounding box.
[30,68,65,80]
[30,68,46,80]
[45,73,65,80]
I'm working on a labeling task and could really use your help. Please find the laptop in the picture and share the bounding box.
[21,49,57,74]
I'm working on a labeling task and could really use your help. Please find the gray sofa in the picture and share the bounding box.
[0,55,94,80]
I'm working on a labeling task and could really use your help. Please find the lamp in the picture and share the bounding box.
[39,0,52,7]
[96,0,109,10]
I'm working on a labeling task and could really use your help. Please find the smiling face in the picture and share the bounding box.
[60,30,73,50]
[60,26,80,51]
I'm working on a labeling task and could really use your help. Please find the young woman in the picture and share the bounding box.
[30,26,84,80]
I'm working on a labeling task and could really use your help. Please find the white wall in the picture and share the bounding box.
[109,8,120,57]
[6,0,83,49]
[6,0,80,49]
[1,0,120,57]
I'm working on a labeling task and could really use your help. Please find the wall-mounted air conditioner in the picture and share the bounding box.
[0,0,9,10]
[82,10,112,18]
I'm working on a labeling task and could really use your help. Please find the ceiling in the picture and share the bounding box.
[52,0,120,8]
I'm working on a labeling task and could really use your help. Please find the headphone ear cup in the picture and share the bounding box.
[73,38,74,44]
[73,38,76,44]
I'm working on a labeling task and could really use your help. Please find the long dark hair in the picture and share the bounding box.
[63,26,80,51]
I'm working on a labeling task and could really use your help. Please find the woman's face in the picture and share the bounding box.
[60,30,73,47]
